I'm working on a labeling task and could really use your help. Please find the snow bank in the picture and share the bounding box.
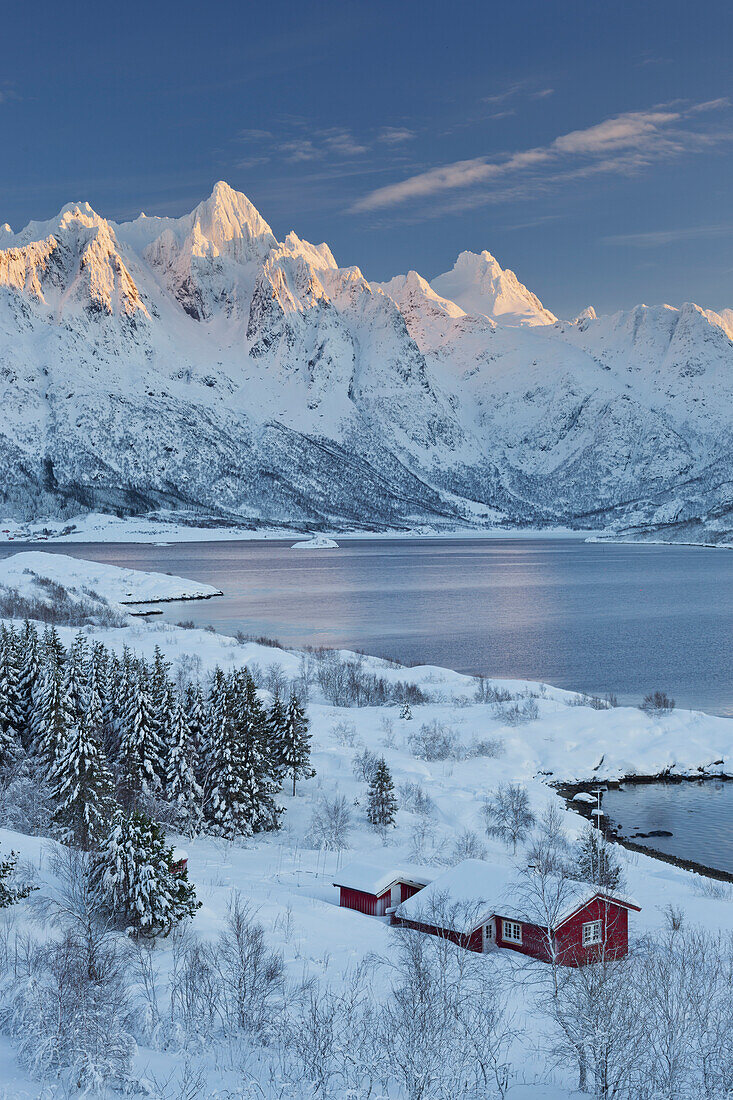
[0,550,221,608]
[291,535,339,549]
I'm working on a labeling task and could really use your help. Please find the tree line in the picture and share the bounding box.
[0,622,314,933]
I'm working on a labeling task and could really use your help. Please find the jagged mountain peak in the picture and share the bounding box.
[378,269,468,321]
[431,248,557,327]
[188,181,276,256]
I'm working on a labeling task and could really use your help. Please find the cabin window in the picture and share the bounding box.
[582,920,603,945]
[502,920,522,944]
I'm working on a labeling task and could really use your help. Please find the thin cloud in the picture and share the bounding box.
[351,99,731,213]
[603,223,733,247]
[378,126,416,144]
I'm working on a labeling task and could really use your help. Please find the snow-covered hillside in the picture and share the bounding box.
[0,555,731,1097]
[1,182,732,544]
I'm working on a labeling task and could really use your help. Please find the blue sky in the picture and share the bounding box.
[2,0,732,316]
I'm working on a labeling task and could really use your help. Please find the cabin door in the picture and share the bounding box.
[483,919,496,952]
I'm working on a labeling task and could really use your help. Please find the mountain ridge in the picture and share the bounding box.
[0,181,731,545]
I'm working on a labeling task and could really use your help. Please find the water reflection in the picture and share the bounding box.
[0,537,731,715]
[602,782,733,875]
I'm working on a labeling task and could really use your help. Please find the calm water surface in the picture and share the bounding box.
[1,537,732,715]
[602,782,733,875]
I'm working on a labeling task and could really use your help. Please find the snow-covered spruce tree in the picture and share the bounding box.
[230,669,282,833]
[0,845,35,908]
[165,701,203,836]
[366,757,398,829]
[280,692,314,797]
[49,687,117,850]
[571,822,623,891]
[266,696,287,785]
[117,675,163,810]
[92,810,198,936]
[64,631,89,724]
[183,681,207,788]
[0,626,23,766]
[35,661,75,772]
[16,620,40,749]
[205,677,254,839]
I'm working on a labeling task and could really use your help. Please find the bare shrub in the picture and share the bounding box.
[398,782,435,817]
[265,662,288,700]
[313,649,429,707]
[475,676,514,704]
[352,747,379,784]
[640,691,675,716]
[0,582,126,627]
[407,720,462,761]
[1,847,136,1090]
[494,698,539,725]
[482,784,535,852]
[448,829,487,864]
[330,720,358,747]
[466,735,505,759]
[308,796,352,853]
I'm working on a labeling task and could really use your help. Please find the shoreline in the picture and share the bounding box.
[558,775,733,884]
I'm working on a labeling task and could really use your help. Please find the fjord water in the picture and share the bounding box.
[602,782,733,875]
[6,537,732,716]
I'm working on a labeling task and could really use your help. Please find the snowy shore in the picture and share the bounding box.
[0,554,732,1097]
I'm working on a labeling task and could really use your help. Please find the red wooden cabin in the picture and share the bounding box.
[394,859,640,966]
[333,860,433,917]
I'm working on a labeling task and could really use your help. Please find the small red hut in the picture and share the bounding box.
[333,861,434,917]
[394,859,640,966]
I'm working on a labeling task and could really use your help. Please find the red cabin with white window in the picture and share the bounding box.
[333,861,433,917]
[393,859,640,967]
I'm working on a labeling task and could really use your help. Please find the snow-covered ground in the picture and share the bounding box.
[0,511,599,545]
[0,550,221,608]
[0,556,731,1097]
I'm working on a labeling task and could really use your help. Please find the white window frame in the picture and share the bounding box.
[582,919,603,946]
[502,919,523,944]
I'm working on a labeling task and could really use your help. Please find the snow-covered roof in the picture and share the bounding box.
[395,859,520,933]
[395,859,640,933]
[333,860,434,896]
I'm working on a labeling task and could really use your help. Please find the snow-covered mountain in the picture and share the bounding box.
[430,249,557,327]
[0,181,731,543]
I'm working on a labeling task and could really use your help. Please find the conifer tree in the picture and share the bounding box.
[0,627,22,766]
[117,677,162,809]
[266,696,287,785]
[64,632,89,723]
[165,701,203,836]
[49,689,116,850]
[16,620,40,749]
[92,810,199,935]
[35,661,75,772]
[366,757,398,829]
[206,679,256,839]
[184,682,207,788]
[280,693,314,797]
[572,823,623,891]
[231,670,282,832]
[41,625,66,670]
[0,845,35,908]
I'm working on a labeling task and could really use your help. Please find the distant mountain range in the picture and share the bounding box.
[0,181,731,543]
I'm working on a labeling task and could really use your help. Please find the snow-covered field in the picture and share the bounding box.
[0,555,730,1097]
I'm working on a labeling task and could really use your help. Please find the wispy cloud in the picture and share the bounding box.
[378,126,416,145]
[236,120,403,166]
[351,99,731,213]
[603,223,733,247]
